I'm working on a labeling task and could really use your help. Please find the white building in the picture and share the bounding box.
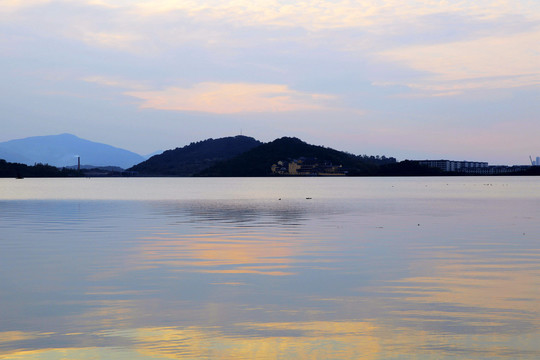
[413,160,488,172]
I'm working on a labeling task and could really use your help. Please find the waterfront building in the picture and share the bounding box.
[271,157,346,176]
[413,160,488,172]
[412,159,531,174]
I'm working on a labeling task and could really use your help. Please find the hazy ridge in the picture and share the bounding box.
[0,133,145,169]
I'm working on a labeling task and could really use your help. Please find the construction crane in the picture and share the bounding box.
[530,156,536,166]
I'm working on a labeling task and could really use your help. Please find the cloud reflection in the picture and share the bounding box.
[132,202,324,276]
[136,232,304,276]
[133,225,303,276]
[2,194,540,359]
[102,321,380,360]
[375,244,540,357]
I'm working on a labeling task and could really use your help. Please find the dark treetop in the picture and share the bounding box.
[128,135,262,176]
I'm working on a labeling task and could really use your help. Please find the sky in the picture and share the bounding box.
[1,0,539,164]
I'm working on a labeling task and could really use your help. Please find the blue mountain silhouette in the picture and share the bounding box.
[0,133,144,169]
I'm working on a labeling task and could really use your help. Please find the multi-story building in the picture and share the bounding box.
[412,159,532,174]
[413,160,488,172]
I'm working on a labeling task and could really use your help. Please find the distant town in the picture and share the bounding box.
[409,158,539,175]
[269,157,540,177]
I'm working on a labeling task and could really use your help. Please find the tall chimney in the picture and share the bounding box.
[78,156,80,171]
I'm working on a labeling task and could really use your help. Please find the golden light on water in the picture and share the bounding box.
[132,231,320,276]
[104,321,381,360]
[0,331,47,343]
[384,250,540,314]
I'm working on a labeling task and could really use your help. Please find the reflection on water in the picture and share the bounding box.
[1,178,540,359]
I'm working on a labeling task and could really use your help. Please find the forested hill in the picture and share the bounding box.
[197,137,395,176]
[128,135,262,176]
[0,159,78,178]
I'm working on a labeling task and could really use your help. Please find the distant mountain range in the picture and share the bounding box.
[0,134,145,169]
[2,134,538,178]
[0,133,399,176]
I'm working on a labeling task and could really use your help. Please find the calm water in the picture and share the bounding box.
[1,177,539,359]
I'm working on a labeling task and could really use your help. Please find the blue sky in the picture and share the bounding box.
[1,0,539,164]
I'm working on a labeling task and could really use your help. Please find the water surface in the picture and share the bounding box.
[1,177,539,359]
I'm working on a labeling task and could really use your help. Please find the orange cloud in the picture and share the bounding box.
[129,0,537,31]
[376,29,540,96]
[79,31,143,52]
[0,0,52,10]
[83,75,145,90]
[125,82,334,114]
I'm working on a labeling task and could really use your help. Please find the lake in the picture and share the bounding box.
[1,177,539,359]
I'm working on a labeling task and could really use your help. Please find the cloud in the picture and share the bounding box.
[129,0,539,31]
[375,28,540,96]
[125,82,335,114]
[6,0,532,34]
[0,0,52,11]
[83,76,145,90]
[79,31,142,52]
[376,74,540,98]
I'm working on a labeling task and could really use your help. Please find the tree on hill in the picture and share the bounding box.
[376,160,444,176]
[197,137,381,176]
[0,159,79,178]
[128,135,262,176]
[358,154,397,165]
